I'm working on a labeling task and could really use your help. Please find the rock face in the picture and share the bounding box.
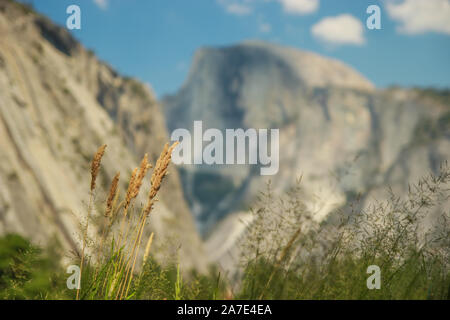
[163,41,450,251]
[0,1,207,270]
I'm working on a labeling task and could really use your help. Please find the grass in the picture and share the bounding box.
[0,144,448,300]
[237,166,450,300]
[72,142,180,300]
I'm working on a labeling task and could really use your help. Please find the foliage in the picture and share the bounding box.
[0,234,67,299]
[1,153,449,300]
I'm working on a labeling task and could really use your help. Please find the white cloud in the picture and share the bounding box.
[386,0,450,35]
[227,3,253,15]
[94,0,108,10]
[311,14,365,46]
[278,0,319,15]
[217,0,318,16]
[217,0,253,16]
[259,22,272,33]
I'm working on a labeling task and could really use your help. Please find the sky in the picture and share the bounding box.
[24,0,450,97]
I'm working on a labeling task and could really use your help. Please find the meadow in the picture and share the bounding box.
[0,144,448,300]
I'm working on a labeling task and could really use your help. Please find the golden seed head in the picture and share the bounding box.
[144,142,178,216]
[105,172,120,217]
[142,232,154,266]
[131,154,151,199]
[90,144,107,192]
[125,167,138,209]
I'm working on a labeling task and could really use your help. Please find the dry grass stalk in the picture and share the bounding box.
[123,154,152,212]
[105,172,120,218]
[116,156,152,268]
[77,144,107,300]
[94,172,121,278]
[125,167,138,211]
[77,142,178,300]
[117,166,140,251]
[131,154,152,199]
[90,144,107,192]
[120,142,178,299]
[142,232,154,266]
[258,224,303,300]
[144,142,178,216]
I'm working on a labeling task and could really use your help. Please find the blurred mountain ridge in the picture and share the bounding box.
[163,40,450,266]
[0,1,449,274]
[0,0,207,270]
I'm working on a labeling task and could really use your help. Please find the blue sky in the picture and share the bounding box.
[26,0,450,97]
